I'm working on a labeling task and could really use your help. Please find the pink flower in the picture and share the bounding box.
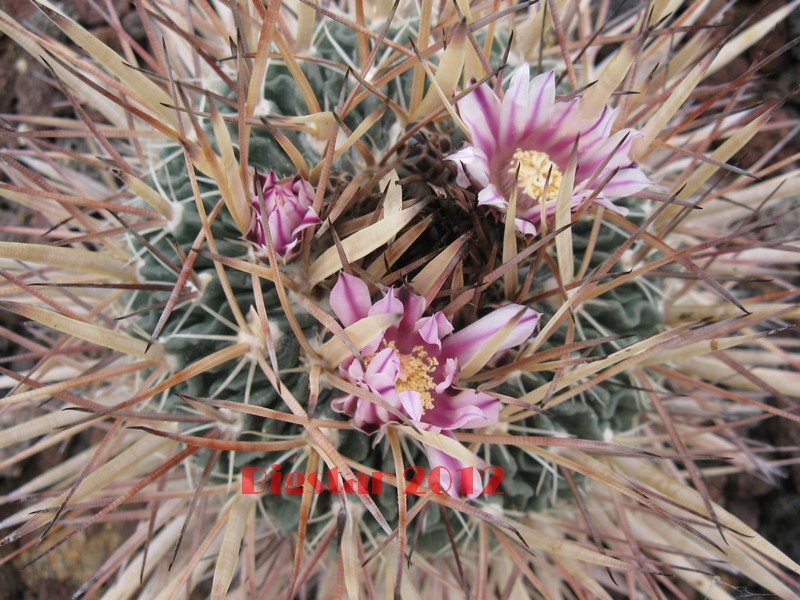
[248,172,320,260]
[329,273,539,498]
[447,65,651,235]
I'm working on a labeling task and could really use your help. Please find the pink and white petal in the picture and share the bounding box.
[569,187,593,205]
[447,146,491,188]
[578,105,617,151]
[278,239,301,261]
[499,64,531,146]
[259,171,280,192]
[266,171,281,185]
[331,273,374,327]
[349,381,403,431]
[369,287,404,320]
[367,374,401,404]
[397,289,428,330]
[262,189,279,214]
[600,166,652,197]
[521,70,556,138]
[353,400,391,433]
[514,216,538,236]
[346,358,365,381]
[594,196,630,216]
[423,438,484,499]
[249,220,265,246]
[459,83,502,154]
[299,204,322,227]
[442,304,539,364]
[361,336,385,358]
[289,207,321,241]
[365,347,400,383]
[398,390,423,422]
[266,209,294,255]
[416,312,454,349]
[578,130,641,182]
[476,184,507,209]
[378,381,404,409]
[549,96,582,133]
[291,176,315,200]
[434,357,458,393]
[331,394,357,416]
[542,98,582,162]
[427,389,501,430]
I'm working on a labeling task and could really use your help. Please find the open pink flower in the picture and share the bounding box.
[447,65,651,235]
[329,273,539,498]
[248,172,320,260]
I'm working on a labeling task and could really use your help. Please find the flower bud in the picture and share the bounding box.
[248,172,320,260]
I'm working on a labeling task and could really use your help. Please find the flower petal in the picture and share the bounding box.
[416,312,454,350]
[577,105,617,152]
[330,273,374,327]
[369,287,404,319]
[426,388,500,430]
[290,206,321,237]
[353,400,392,433]
[514,216,538,236]
[447,145,491,188]
[458,82,502,154]
[499,64,531,146]
[399,390,423,422]
[365,347,400,383]
[541,98,581,163]
[258,171,280,192]
[266,207,294,255]
[398,289,428,330]
[577,129,640,182]
[594,196,630,216]
[434,357,458,393]
[290,175,315,202]
[250,172,320,259]
[346,358,365,381]
[331,394,357,416]
[442,304,539,364]
[521,69,555,139]
[599,166,652,197]
[423,437,484,499]
[476,184,506,208]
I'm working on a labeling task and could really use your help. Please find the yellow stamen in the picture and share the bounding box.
[366,342,439,412]
[511,149,563,200]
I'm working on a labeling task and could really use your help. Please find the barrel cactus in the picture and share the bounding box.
[1,1,798,598]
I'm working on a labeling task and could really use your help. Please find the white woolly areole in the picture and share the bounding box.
[603,426,614,443]
[238,307,284,360]
[320,426,341,450]
[165,199,185,234]
[253,98,279,118]
[216,407,245,437]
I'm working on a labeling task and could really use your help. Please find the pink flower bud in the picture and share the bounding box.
[248,172,320,260]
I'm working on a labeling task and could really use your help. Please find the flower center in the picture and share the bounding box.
[365,342,440,413]
[392,343,440,412]
[396,345,439,412]
[510,149,563,201]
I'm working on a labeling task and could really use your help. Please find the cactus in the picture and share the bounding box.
[1,2,799,598]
